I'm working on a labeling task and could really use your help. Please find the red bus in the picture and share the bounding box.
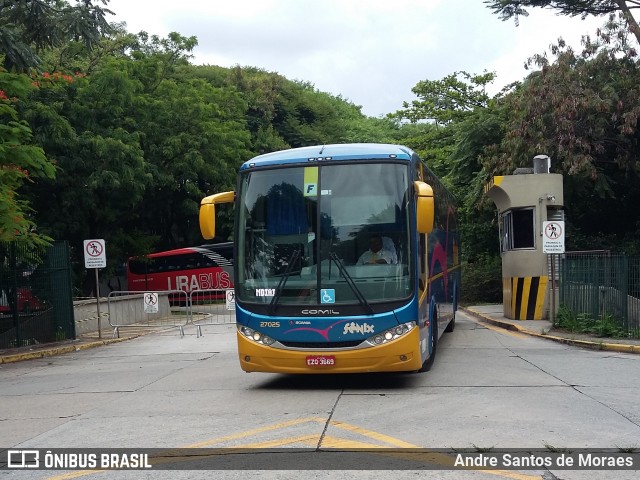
[126,243,233,294]
[0,287,45,313]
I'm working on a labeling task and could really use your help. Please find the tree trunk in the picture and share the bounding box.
[616,0,640,45]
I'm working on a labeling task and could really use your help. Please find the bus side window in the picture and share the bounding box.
[149,259,161,274]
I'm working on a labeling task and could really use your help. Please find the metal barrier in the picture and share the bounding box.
[560,253,640,337]
[1,241,74,348]
[107,290,189,338]
[189,289,236,337]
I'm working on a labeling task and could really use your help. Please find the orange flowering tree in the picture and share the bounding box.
[0,69,56,244]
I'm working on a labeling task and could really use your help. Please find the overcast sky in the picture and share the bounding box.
[105,0,612,117]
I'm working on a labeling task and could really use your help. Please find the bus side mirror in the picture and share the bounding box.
[414,181,434,234]
[200,191,235,240]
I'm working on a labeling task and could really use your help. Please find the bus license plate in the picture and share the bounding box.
[306,355,335,367]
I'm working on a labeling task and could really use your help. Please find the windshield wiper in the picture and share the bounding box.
[329,252,374,315]
[269,249,301,314]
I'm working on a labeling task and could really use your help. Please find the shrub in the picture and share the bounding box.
[460,254,502,304]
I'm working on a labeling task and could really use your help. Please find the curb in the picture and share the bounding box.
[461,307,640,355]
[0,335,143,365]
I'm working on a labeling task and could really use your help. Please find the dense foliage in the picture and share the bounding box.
[482,14,640,254]
[1,1,639,299]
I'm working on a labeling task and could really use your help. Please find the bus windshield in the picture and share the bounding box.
[236,162,412,307]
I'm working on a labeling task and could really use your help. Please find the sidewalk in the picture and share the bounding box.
[463,305,640,354]
[0,326,173,364]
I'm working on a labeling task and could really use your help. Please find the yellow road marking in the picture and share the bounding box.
[226,434,321,449]
[47,417,541,480]
[326,421,539,479]
[48,472,100,480]
[183,416,324,447]
[329,420,418,448]
[47,417,324,480]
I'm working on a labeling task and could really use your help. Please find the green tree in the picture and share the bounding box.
[195,65,400,154]
[22,32,253,292]
[0,0,114,72]
[450,103,507,260]
[40,21,137,74]
[124,33,251,248]
[391,71,497,178]
[394,71,507,302]
[392,70,500,186]
[394,71,496,126]
[133,74,250,247]
[484,0,640,44]
[23,64,149,269]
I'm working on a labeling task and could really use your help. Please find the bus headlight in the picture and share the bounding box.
[365,321,415,346]
[239,326,276,346]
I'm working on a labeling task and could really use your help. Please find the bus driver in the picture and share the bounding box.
[357,235,397,265]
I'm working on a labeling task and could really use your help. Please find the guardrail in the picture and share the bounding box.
[189,289,236,337]
[107,290,189,338]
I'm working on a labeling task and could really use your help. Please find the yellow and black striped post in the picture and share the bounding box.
[503,276,548,320]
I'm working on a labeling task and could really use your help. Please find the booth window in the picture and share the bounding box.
[500,208,534,251]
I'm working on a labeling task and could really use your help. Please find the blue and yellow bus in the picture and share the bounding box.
[199,144,460,374]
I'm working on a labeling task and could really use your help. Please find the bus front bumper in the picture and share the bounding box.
[237,327,423,374]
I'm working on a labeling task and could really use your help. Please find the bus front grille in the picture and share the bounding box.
[279,340,362,349]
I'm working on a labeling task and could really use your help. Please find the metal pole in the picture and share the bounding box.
[550,254,556,326]
[95,268,101,339]
[10,242,20,346]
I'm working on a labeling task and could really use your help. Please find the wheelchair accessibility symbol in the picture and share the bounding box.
[321,289,335,304]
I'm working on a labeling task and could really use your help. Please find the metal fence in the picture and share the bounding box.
[189,289,236,337]
[559,253,640,337]
[0,241,74,348]
[106,289,235,338]
[107,290,190,337]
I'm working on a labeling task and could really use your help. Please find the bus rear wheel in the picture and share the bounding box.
[444,315,455,332]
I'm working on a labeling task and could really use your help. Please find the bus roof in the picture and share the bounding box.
[134,242,233,259]
[240,143,416,170]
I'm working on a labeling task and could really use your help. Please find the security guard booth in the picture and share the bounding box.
[485,156,564,320]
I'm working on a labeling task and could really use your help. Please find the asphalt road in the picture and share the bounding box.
[1,310,639,479]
